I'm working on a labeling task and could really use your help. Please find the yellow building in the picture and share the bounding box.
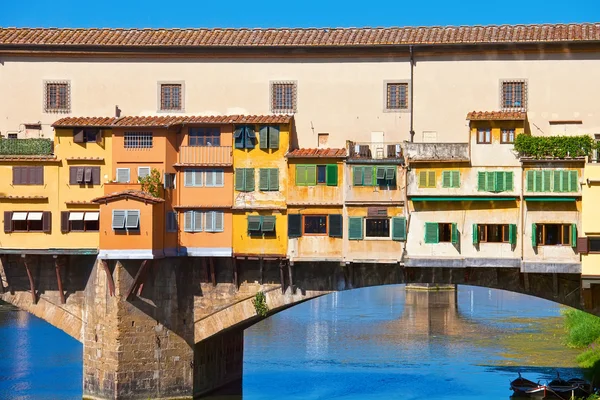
[581,157,600,308]
[231,116,292,259]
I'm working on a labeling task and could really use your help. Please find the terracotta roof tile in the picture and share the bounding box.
[466,111,527,121]
[65,201,99,205]
[287,148,346,158]
[65,157,104,161]
[53,115,292,128]
[92,189,164,204]
[2,24,600,48]
[173,205,232,209]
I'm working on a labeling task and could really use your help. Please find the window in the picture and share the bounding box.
[5,211,51,233]
[160,83,183,111]
[166,212,177,233]
[44,81,70,113]
[376,166,396,187]
[73,128,100,143]
[259,168,279,191]
[424,222,458,244]
[259,126,280,150]
[189,128,220,146]
[296,164,338,187]
[183,211,224,233]
[589,238,600,253]
[138,167,151,180]
[7,134,17,139]
[501,80,526,110]
[116,168,130,183]
[533,223,576,247]
[12,166,44,185]
[526,170,578,193]
[477,171,514,193]
[69,166,100,185]
[205,211,224,233]
[205,169,224,187]
[477,129,491,144]
[317,165,326,184]
[501,129,515,144]
[61,211,99,232]
[348,216,406,241]
[164,173,176,189]
[304,215,327,235]
[318,133,329,148]
[184,169,203,187]
[271,82,297,113]
[184,211,203,232]
[235,168,255,192]
[441,170,460,188]
[473,224,516,244]
[353,166,375,186]
[112,210,139,230]
[124,132,153,149]
[366,218,390,238]
[234,126,256,149]
[386,82,408,110]
[418,170,436,188]
[247,215,276,236]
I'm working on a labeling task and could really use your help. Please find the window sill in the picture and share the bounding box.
[157,109,185,113]
[364,236,392,241]
[383,108,410,113]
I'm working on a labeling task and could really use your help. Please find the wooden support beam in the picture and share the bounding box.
[209,257,216,287]
[22,257,36,304]
[54,257,66,305]
[259,257,264,285]
[279,260,285,294]
[0,255,6,293]
[126,260,151,301]
[233,257,239,290]
[137,260,155,296]
[101,259,115,297]
[202,257,209,283]
[288,260,294,294]
[553,273,559,299]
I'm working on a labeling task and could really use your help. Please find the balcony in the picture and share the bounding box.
[347,141,403,163]
[177,146,233,166]
[0,138,54,156]
[404,142,469,163]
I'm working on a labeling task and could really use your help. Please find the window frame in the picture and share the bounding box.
[478,224,510,243]
[270,81,297,114]
[501,128,516,144]
[589,237,600,253]
[116,168,131,183]
[501,79,527,111]
[365,217,391,239]
[158,82,184,112]
[384,81,410,112]
[303,215,328,236]
[11,211,47,232]
[44,80,71,113]
[188,127,221,146]
[112,210,140,231]
[124,132,153,149]
[12,166,44,185]
[535,223,574,246]
[477,128,492,144]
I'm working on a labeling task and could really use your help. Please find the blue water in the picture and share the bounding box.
[0,285,582,399]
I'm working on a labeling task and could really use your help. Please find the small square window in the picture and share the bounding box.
[44,81,70,113]
[501,129,515,144]
[501,80,527,110]
[160,83,183,111]
[318,133,329,148]
[271,82,297,113]
[303,215,327,235]
[365,218,390,238]
[477,129,491,144]
[386,82,408,110]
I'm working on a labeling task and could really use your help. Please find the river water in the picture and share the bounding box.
[0,285,584,399]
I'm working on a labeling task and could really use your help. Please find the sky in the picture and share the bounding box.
[1,0,600,29]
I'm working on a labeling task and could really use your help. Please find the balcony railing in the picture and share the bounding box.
[178,145,233,166]
[0,138,54,156]
[347,141,403,160]
[404,142,469,162]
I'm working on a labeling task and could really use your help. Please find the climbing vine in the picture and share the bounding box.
[513,134,593,159]
[138,168,162,198]
[252,291,269,317]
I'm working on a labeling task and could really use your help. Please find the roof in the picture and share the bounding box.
[287,148,346,158]
[52,115,293,128]
[92,189,164,204]
[2,24,600,49]
[466,111,528,121]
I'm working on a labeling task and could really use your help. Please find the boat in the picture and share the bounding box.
[510,372,542,397]
[510,372,593,399]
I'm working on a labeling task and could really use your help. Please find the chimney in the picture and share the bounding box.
[115,105,121,118]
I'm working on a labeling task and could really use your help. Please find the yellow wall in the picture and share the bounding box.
[345,206,404,262]
[232,210,287,257]
[469,121,526,167]
[287,159,344,204]
[582,164,600,276]
[287,206,343,261]
[344,164,404,203]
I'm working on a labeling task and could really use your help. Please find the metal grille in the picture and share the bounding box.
[160,84,182,111]
[124,132,153,149]
[386,83,408,109]
[501,80,526,110]
[271,82,296,113]
[44,81,70,113]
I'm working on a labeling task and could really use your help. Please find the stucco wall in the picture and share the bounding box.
[287,206,344,261]
[232,210,287,256]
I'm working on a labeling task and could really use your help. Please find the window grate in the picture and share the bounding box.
[271,82,297,113]
[44,81,70,113]
[124,132,153,149]
[501,80,527,110]
[160,84,182,111]
[386,83,408,110]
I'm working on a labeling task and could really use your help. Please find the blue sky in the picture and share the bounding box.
[1,0,599,28]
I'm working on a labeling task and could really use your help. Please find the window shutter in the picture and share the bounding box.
[478,171,486,191]
[472,224,479,245]
[486,172,495,192]
[184,211,194,232]
[92,167,101,185]
[248,215,262,232]
[326,164,338,186]
[451,171,460,188]
[376,167,386,180]
[76,167,84,183]
[392,217,407,241]
[348,217,363,240]
[553,170,562,193]
[234,127,244,149]
[329,214,343,238]
[194,211,203,232]
[194,170,203,186]
[424,222,439,244]
[268,126,280,149]
[184,170,193,187]
[262,216,276,232]
[112,210,126,229]
[571,224,577,247]
[84,167,93,183]
[68,167,77,185]
[505,172,514,191]
[125,210,140,229]
[205,211,214,232]
[12,166,21,185]
[214,212,224,232]
[427,171,435,188]
[288,214,302,238]
[532,224,537,247]
[306,165,317,185]
[386,167,396,181]
[235,169,245,191]
[526,171,534,192]
[353,167,363,186]
[245,168,255,191]
[542,170,552,192]
[214,170,224,186]
[494,171,505,192]
[269,169,279,191]
[259,126,269,149]
[61,211,70,233]
[577,237,589,254]
[117,168,130,183]
[509,224,517,245]
[363,166,374,186]
[73,128,84,143]
[42,211,51,233]
[419,171,427,188]
[4,212,12,233]
[442,171,451,188]
[35,166,44,185]
[295,165,307,186]
[569,170,579,192]
[259,169,269,191]
[561,170,569,194]
[245,126,255,149]
[451,223,459,244]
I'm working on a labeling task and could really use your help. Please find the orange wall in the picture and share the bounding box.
[178,125,233,148]
[176,168,233,207]
[179,210,233,249]
[112,128,174,181]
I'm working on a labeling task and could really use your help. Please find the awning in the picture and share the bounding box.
[27,212,43,220]
[411,197,517,202]
[69,212,84,221]
[12,212,27,221]
[84,212,99,221]
[525,197,577,202]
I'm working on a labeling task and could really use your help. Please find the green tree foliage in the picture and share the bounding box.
[138,168,162,198]
[252,291,269,317]
[0,139,53,155]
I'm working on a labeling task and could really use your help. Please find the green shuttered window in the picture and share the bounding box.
[248,215,276,235]
[477,171,514,192]
[234,125,256,149]
[376,166,397,186]
[391,217,407,241]
[441,170,460,188]
[328,214,343,238]
[353,166,375,186]
[235,168,255,192]
[259,125,280,150]
[296,164,337,186]
[424,222,439,244]
[418,171,436,188]
[348,217,363,240]
[288,214,302,237]
[527,170,579,192]
[259,168,279,191]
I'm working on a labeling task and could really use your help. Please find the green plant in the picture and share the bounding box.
[0,138,53,155]
[252,291,269,317]
[563,309,600,348]
[138,168,162,198]
[514,135,593,159]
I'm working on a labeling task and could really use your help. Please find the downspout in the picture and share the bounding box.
[520,163,525,264]
[409,45,415,143]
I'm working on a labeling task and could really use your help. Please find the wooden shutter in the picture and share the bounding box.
[553,170,562,193]
[561,170,569,194]
[486,172,495,192]
[84,167,93,183]
[478,171,486,191]
[245,126,256,149]
[376,167,386,180]
[214,212,224,232]
[542,170,552,192]
[262,216,276,232]
[577,237,589,254]
[505,172,514,191]
[295,165,307,186]
[61,211,70,233]
[184,211,194,232]
[451,223,459,244]
[419,171,427,188]
[353,167,363,186]
[42,211,51,233]
[259,169,269,191]
[76,167,84,183]
[329,214,343,238]
[288,214,302,238]
[442,171,451,188]
[269,169,279,191]
[259,126,269,149]
[472,224,479,245]
[532,224,537,247]
[73,128,84,143]
[194,211,203,232]
[12,167,21,185]
[4,211,12,233]
[247,215,262,232]
[392,217,407,241]
[205,211,214,232]
[117,168,130,183]
[326,164,338,186]
[268,126,280,149]
[235,169,245,191]
[569,170,579,192]
[306,165,317,186]
[386,167,396,181]
[494,171,505,192]
[571,224,577,247]
[234,127,244,149]
[92,167,101,185]
[526,171,534,192]
[427,171,435,188]
[32,166,43,185]
[424,222,439,244]
[509,224,517,245]
[245,169,255,191]
[363,166,374,186]
[348,217,363,240]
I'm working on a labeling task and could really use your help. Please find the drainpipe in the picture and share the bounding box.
[409,45,415,143]
[520,164,525,264]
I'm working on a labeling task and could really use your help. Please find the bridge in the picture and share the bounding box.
[0,255,589,399]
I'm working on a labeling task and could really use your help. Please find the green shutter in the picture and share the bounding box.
[532,223,537,247]
[234,127,244,149]
[269,169,279,191]
[571,224,577,247]
[244,168,255,191]
[386,167,396,181]
[424,222,439,244]
[428,171,436,188]
[296,165,307,186]
[568,170,578,192]
[248,215,262,232]
[259,126,269,149]
[472,224,479,245]
[561,170,569,193]
[505,172,514,191]
[495,171,505,192]
[245,126,256,149]
[526,171,534,192]
[392,217,407,241]
[534,171,542,193]
[419,171,427,188]
[363,166,374,186]
[328,214,343,238]
[486,172,495,192]
[259,168,269,191]
[348,217,363,240]
[376,167,386,180]
[542,170,552,192]
[269,126,280,149]
[553,170,562,193]
[306,165,317,185]
[451,223,459,244]
[326,164,338,186]
[442,171,451,188]
[509,224,517,245]
[478,172,486,191]
[288,214,302,237]
[235,168,245,191]
[262,216,276,232]
[451,171,460,188]
[354,167,364,186]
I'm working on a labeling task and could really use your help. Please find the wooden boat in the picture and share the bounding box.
[510,372,542,396]
[510,372,593,399]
